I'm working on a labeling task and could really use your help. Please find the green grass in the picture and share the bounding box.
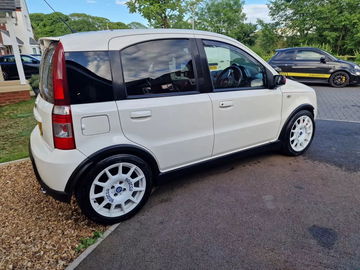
[75,231,104,252]
[0,98,36,163]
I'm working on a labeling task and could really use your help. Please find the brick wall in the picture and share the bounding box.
[0,90,30,105]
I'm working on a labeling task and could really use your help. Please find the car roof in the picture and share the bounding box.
[40,29,240,52]
[275,47,322,52]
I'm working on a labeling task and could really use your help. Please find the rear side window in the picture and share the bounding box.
[121,39,196,97]
[65,51,113,104]
[273,51,295,60]
[39,45,55,103]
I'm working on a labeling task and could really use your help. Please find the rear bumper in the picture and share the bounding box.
[29,127,87,202]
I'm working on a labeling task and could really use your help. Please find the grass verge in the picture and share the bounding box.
[0,98,36,163]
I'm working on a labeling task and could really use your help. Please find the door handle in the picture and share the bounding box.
[219,101,233,108]
[130,110,152,119]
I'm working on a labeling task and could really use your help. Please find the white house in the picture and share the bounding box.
[0,0,39,56]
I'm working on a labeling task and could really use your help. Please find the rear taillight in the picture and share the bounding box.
[52,42,75,150]
[52,105,75,150]
[52,42,69,106]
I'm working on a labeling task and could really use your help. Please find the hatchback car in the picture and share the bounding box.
[269,47,360,88]
[30,29,317,224]
[0,54,40,80]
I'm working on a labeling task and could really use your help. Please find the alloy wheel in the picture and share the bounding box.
[289,115,313,152]
[89,162,146,218]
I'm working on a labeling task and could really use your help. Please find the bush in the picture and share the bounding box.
[28,74,39,96]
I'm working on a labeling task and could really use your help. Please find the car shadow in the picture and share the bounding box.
[155,143,280,189]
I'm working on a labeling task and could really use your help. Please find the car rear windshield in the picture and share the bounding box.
[39,44,56,104]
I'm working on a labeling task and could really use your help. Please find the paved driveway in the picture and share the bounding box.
[77,86,360,270]
[314,85,360,122]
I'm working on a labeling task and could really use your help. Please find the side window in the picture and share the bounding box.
[275,51,295,60]
[121,39,196,96]
[203,40,266,90]
[65,51,113,104]
[4,57,15,63]
[21,56,34,63]
[295,50,323,61]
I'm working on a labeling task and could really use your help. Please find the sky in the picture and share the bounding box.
[27,0,271,26]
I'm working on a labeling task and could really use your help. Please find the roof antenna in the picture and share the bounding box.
[42,0,76,33]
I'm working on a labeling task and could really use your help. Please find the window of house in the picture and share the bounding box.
[121,39,196,96]
[203,40,266,90]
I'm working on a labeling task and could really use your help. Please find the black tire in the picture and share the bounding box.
[75,154,153,225]
[329,71,349,88]
[281,110,315,156]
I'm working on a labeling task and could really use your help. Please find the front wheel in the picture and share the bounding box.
[281,110,315,156]
[329,71,349,88]
[76,154,153,225]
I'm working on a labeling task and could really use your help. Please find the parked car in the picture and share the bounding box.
[0,54,40,80]
[29,29,317,224]
[269,47,360,88]
[31,54,42,60]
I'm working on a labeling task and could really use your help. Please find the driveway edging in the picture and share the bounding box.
[65,223,120,270]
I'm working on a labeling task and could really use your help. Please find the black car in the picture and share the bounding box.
[0,54,40,80]
[269,47,360,87]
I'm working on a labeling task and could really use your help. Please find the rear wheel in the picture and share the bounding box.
[329,71,349,88]
[76,154,152,225]
[281,110,315,156]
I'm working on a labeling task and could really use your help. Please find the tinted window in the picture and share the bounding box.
[21,56,34,63]
[4,56,15,63]
[65,51,113,104]
[203,40,265,89]
[121,39,196,96]
[274,50,295,60]
[296,50,324,60]
[39,45,55,103]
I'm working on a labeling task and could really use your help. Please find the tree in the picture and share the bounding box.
[126,0,192,28]
[128,21,148,29]
[30,13,131,39]
[268,0,360,55]
[196,0,257,45]
[254,20,282,54]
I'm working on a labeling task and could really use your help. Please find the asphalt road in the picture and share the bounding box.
[77,87,360,270]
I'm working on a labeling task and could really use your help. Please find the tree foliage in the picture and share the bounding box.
[268,0,360,55]
[126,0,193,28]
[196,0,257,45]
[30,12,130,39]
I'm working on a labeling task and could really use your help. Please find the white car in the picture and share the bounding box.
[30,29,317,224]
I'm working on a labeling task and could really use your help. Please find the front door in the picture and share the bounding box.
[115,39,214,171]
[202,40,282,156]
[288,50,333,82]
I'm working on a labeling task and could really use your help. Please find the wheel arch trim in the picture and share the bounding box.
[64,144,160,196]
[279,103,315,140]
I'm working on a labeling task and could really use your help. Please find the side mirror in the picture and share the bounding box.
[320,56,326,64]
[274,75,286,86]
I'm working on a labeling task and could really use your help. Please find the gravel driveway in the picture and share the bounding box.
[0,161,106,270]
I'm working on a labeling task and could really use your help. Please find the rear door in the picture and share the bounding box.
[114,38,214,171]
[201,40,282,156]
